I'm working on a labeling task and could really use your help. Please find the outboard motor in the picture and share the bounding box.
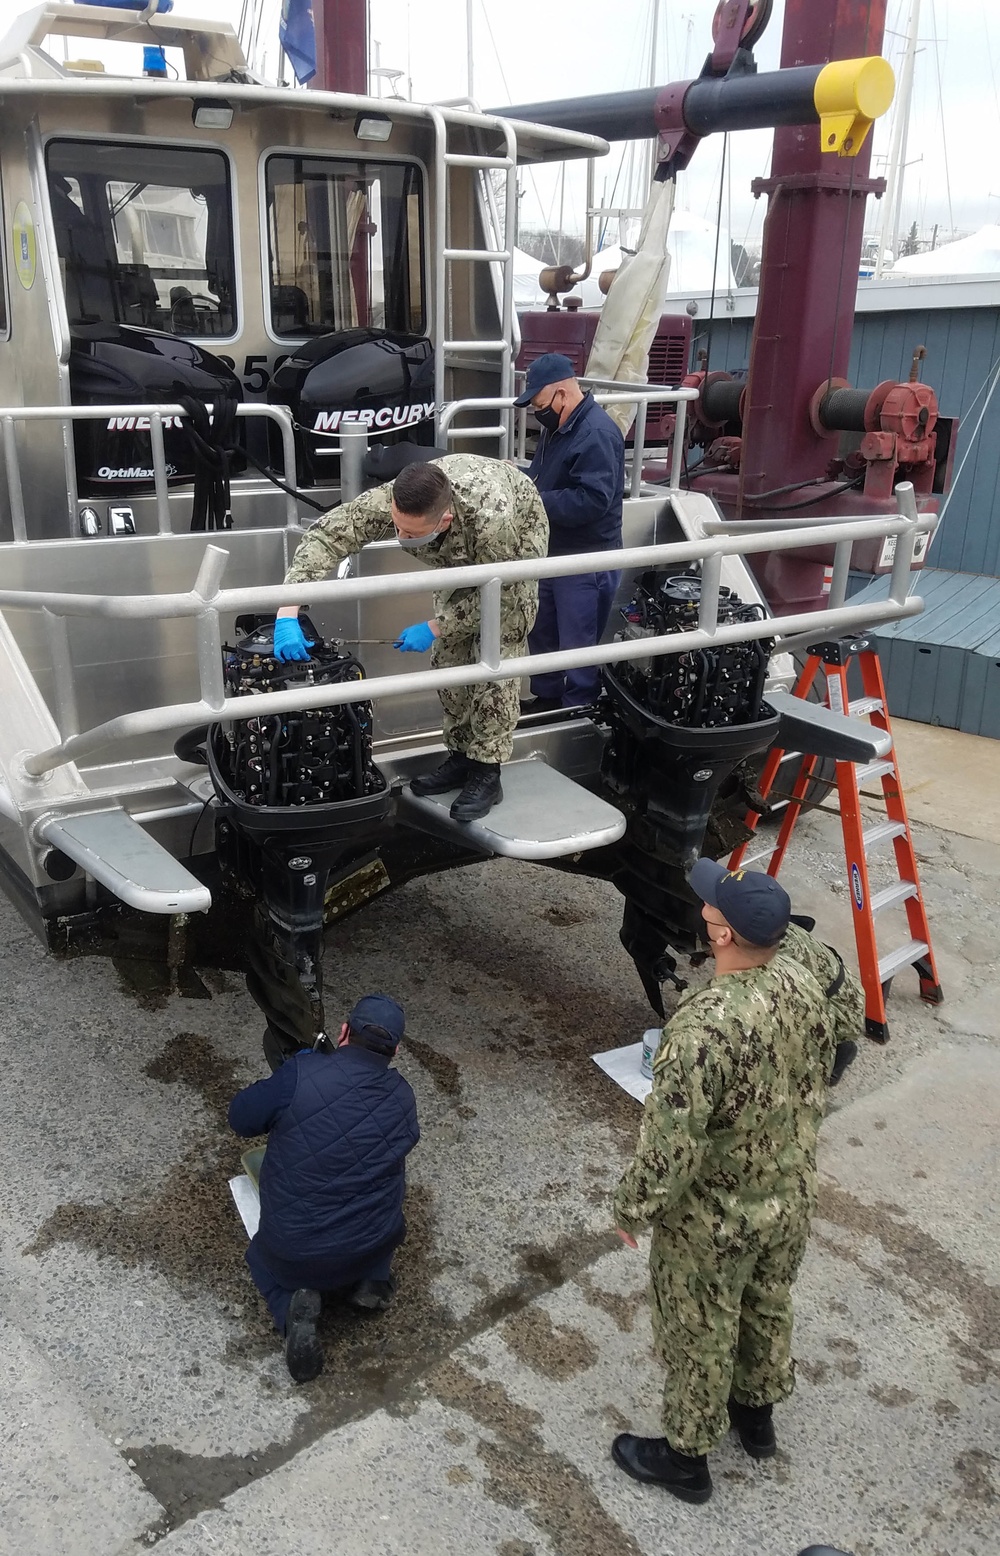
[69,323,243,498]
[601,569,780,1014]
[206,617,391,1069]
[267,326,435,487]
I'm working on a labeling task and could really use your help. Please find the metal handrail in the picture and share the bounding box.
[441,383,697,494]
[0,487,932,781]
[0,401,301,540]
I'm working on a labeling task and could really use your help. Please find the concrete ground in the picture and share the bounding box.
[0,724,998,1556]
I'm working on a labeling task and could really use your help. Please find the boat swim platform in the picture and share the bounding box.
[397,755,627,861]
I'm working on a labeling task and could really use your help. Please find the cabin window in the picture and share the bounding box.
[265,155,424,337]
[45,140,236,336]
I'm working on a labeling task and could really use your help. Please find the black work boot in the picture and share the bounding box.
[410,751,471,796]
[830,1040,858,1086]
[727,1397,777,1459]
[611,1434,713,1504]
[450,761,503,822]
[345,1276,396,1313]
[284,1289,323,1383]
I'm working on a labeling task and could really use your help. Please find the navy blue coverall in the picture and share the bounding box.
[229,1045,419,1332]
[526,392,625,706]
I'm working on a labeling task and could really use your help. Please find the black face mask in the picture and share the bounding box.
[534,402,562,433]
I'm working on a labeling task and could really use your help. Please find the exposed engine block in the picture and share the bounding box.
[615,571,772,728]
[214,617,384,808]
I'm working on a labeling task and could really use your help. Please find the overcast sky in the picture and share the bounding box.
[11,0,1000,251]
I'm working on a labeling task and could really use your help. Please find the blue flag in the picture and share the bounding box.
[279,0,317,86]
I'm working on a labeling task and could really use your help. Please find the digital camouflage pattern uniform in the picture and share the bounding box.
[284,454,549,765]
[780,920,865,1050]
[613,956,834,1456]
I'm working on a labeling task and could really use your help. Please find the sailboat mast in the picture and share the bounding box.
[875,0,920,278]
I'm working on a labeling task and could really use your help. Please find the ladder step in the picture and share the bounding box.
[856,757,895,784]
[869,879,918,915]
[862,819,908,851]
[878,938,930,983]
[444,248,512,262]
[444,339,512,353]
[849,695,883,716]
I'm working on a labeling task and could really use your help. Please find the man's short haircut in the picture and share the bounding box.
[392,462,453,521]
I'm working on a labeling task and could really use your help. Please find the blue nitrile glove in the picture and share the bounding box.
[273,616,314,662]
[394,621,436,653]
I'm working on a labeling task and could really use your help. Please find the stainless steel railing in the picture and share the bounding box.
[1,401,301,540]
[0,484,932,782]
[440,381,696,497]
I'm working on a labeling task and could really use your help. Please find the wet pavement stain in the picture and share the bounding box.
[430,1358,643,1556]
[405,1034,463,1098]
[25,1033,253,1309]
[816,1182,1000,1351]
[953,1449,997,1505]
[143,1030,240,1128]
[575,1272,643,1335]
[869,1383,916,1407]
[500,1305,598,1382]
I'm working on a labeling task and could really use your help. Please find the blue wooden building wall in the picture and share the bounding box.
[698,304,1000,578]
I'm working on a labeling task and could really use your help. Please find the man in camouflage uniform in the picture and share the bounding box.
[273,455,548,822]
[611,860,834,1505]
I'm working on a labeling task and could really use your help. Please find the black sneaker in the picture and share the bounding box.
[450,762,503,822]
[284,1288,323,1383]
[611,1433,713,1504]
[727,1397,777,1459]
[410,752,471,796]
[519,696,562,715]
[345,1277,396,1313]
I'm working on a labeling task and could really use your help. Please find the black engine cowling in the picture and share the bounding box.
[267,326,435,486]
[69,322,243,496]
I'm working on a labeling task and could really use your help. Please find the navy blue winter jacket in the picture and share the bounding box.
[527,391,625,556]
[228,1046,419,1265]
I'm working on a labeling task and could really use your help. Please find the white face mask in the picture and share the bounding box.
[396,526,444,550]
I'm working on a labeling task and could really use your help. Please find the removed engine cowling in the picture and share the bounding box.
[69,322,243,496]
[267,327,435,486]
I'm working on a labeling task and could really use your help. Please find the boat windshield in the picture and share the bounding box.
[45,139,236,336]
[265,154,424,337]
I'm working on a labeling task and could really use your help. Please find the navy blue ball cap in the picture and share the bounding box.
[689,858,791,948]
[514,352,577,406]
[348,992,405,1048]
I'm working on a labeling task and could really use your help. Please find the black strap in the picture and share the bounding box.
[178,392,239,532]
[824,945,846,1001]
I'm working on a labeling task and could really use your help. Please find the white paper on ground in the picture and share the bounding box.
[592,1041,652,1104]
[229,1173,260,1239]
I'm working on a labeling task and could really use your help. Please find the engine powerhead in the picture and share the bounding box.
[212,615,385,810]
[615,568,772,728]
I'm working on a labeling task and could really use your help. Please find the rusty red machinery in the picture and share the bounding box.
[501,0,957,615]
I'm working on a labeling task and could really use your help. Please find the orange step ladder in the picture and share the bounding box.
[728,635,943,1041]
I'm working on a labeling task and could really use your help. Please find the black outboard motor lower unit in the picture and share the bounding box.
[601,570,780,1014]
[69,323,244,517]
[207,617,390,1069]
